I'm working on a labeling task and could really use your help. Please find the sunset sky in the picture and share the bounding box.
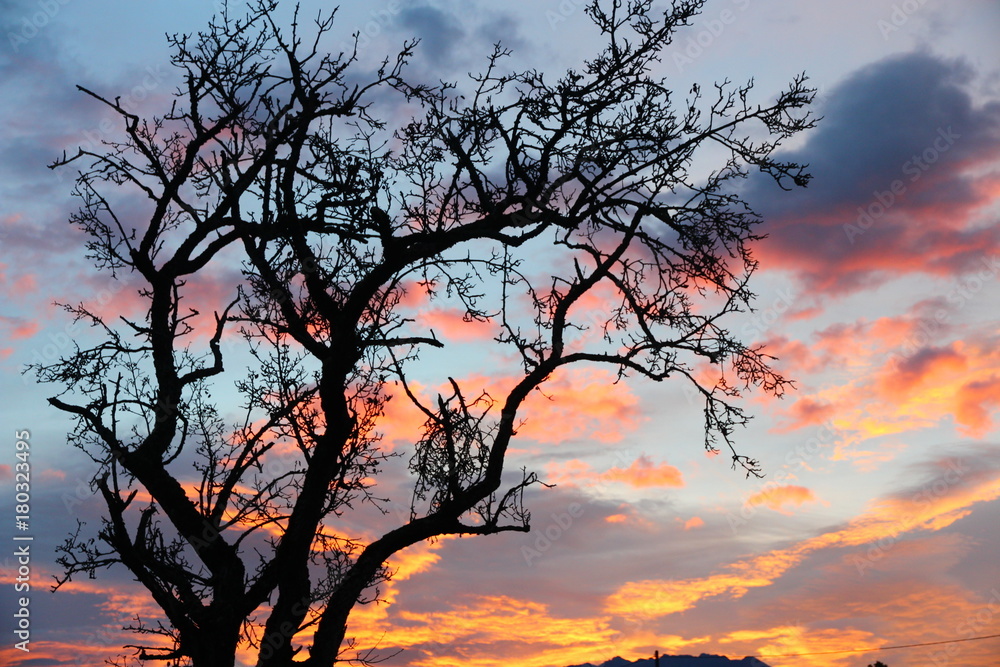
[2,1,1000,666]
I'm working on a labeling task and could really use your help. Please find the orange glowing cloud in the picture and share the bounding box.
[377,365,644,450]
[603,459,1000,621]
[311,515,632,666]
[524,368,644,443]
[349,595,619,667]
[544,455,682,490]
[561,281,629,348]
[605,575,759,618]
[598,505,656,529]
[879,345,967,400]
[745,485,819,514]
[602,455,684,488]
[871,341,1000,438]
[388,536,456,583]
[0,640,145,667]
[512,366,645,444]
[24,461,999,667]
[543,458,596,486]
[756,162,1000,294]
[0,569,170,666]
[777,334,1000,450]
[231,537,458,665]
[683,516,705,530]
[717,625,879,667]
[725,575,1000,666]
[377,381,434,448]
[813,316,924,361]
[953,375,1000,437]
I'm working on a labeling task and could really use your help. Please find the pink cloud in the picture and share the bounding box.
[954,375,1000,436]
[683,516,705,530]
[394,280,434,309]
[0,316,39,343]
[757,206,1000,296]
[11,273,37,295]
[762,335,822,376]
[10,321,39,340]
[0,263,39,301]
[775,398,836,432]
[39,468,67,482]
[416,307,495,342]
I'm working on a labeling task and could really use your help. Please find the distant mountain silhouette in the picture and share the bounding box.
[566,654,771,667]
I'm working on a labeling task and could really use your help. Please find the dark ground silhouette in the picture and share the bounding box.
[567,653,771,667]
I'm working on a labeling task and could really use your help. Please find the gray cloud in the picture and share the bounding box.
[397,5,465,67]
[740,51,1000,294]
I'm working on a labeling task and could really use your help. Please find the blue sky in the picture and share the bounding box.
[1,1,999,666]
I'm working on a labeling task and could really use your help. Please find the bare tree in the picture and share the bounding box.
[33,1,815,665]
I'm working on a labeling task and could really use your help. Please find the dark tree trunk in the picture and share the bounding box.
[188,617,242,667]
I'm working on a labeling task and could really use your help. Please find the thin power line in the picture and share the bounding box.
[753,632,1000,658]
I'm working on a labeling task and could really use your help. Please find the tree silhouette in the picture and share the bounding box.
[34,1,816,665]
